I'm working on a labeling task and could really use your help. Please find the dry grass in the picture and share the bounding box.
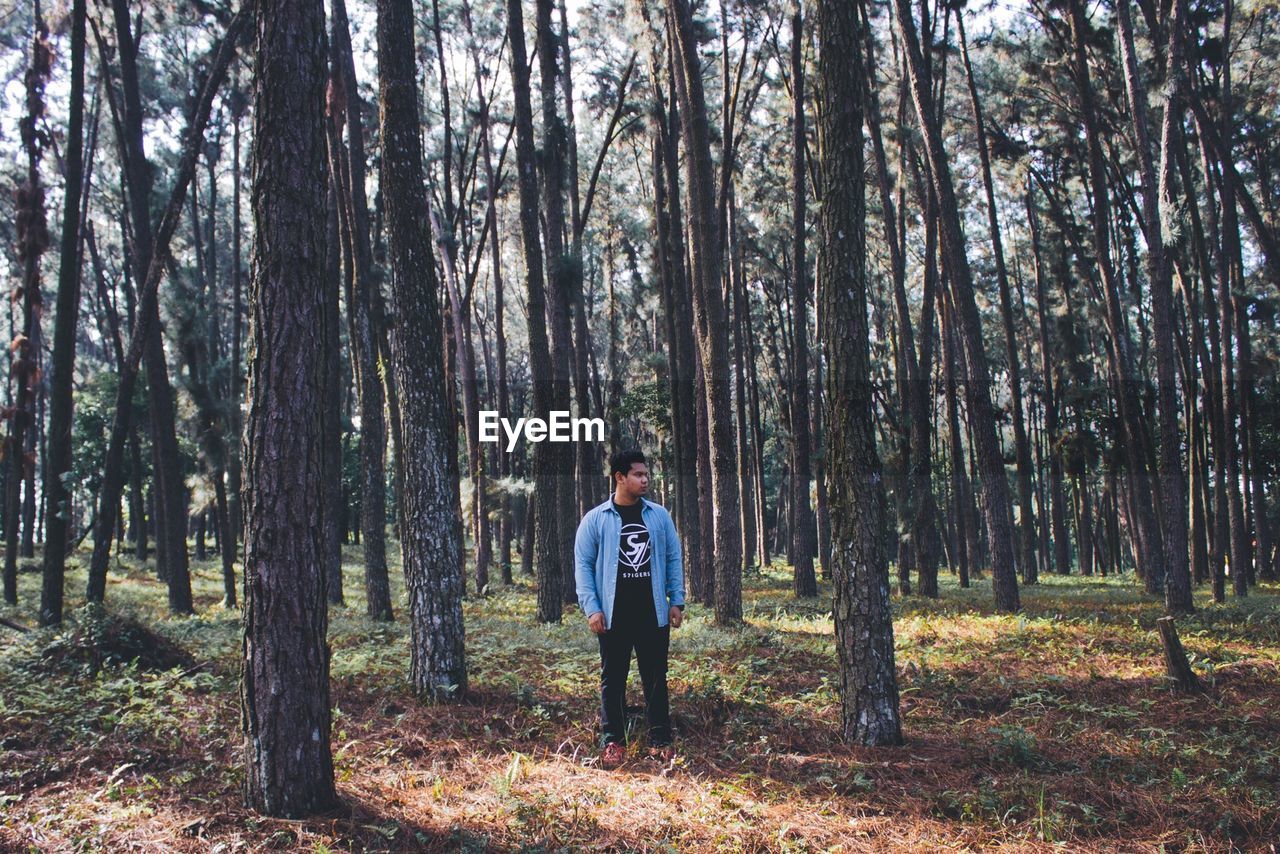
[1,548,1278,852]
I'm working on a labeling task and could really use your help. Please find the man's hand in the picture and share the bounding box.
[587,612,606,634]
[669,606,684,629]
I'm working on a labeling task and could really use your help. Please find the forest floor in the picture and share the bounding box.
[1,548,1278,852]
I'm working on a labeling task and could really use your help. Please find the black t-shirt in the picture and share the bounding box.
[613,500,654,625]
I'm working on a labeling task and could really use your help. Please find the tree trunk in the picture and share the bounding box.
[893,0,1018,611]
[377,0,469,695]
[1026,187,1072,575]
[508,0,566,623]
[816,0,902,745]
[942,296,972,588]
[1115,0,1193,612]
[788,4,816,599]
[535,0,585,608]
[328,0,393,620]
[462,0,512,584]
[108,0,192,611]
[40,0,87,625]
[666,0,743,623]
[958,14,1036,587]
[85,0,241,610]
[229,90,244,565]
[323,179,344,606]
[241,0,337,815]
[1065,0,1164,593]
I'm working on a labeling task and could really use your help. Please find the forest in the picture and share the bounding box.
[0,0,1278,846]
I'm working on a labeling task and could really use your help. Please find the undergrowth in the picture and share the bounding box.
[1,547,1277,851]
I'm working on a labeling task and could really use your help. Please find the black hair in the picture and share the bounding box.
[609,448,647,481]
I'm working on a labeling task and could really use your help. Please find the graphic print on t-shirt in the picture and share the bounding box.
[619,522,651,579]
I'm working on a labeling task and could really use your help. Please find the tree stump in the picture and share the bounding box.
[1157,616,1204,694]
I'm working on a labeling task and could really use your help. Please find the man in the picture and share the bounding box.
[575,449,686,768]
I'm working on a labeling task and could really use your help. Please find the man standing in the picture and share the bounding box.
[575,449,686,768]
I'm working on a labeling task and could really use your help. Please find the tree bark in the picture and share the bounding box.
[665,0,743,623]
[788,4,816,598]
[12,14,51,613]
[1026,187,1072,576]
[328,0,393,620]
[816,0,902,745]
[378,0,469,695]
[109,0,192,611]
[41,0,87,624]
[323,180,344,606]
[241,0,337,816]
[1064,0,1164,593]
[85,5,245,609]
[893,0,1019,611]
[1115,0,1193,612]
[958,14,1036,587]
[509,0,566,623]
[535,0,583,608]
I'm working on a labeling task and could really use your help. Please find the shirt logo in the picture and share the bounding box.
[619,523,651,571]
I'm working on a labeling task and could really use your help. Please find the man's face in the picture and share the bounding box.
[616,462,649,497]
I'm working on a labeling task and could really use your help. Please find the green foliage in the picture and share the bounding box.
[613,380,671,435]
[70,372,150,513]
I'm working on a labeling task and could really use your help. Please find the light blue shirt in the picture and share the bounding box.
[575,496,686,629]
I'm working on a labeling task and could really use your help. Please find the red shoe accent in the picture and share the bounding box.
[600,742,626,769]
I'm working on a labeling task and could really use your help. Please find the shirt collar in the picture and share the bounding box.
[603,495,648,515]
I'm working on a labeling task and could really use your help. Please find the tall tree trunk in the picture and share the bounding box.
[665,0,743,623]
[5,13,48,604]
[788,4,816,598]
[1064,0,1164,594]
[729,187,758,573]
[942,295,972,588]
[1026,187,1071,575]
[535,0,583,608]
[559,1,598,522]
[229,89,244,561]
[328,0,393,620]
[377,0,469,694]
[85,7,244,605]
[1211,1,1250,598]
[462,0,512,583]
[662,76,704,600]
[241,0,337,816]
[893,0,1019,611]
[1115,0,1193,612]
[695,361,715,602]
[509,0,565,623]
[646,63,702,597]
[429,0,491,596]
[1240,301,1272,582]
[816,0,902,746]
[860,12,940,596]
[323,180,345,605]
[46,0,88,624]
[958,14,1036,586]
[90,0,215,610]
[109,0,192,612]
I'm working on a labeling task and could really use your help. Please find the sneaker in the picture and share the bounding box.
[600,741,626,769]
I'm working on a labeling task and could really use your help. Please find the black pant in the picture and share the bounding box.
[598,606,671,746]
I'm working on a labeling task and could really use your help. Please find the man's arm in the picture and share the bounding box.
[574,510,603,618]
[664,510,685,609]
